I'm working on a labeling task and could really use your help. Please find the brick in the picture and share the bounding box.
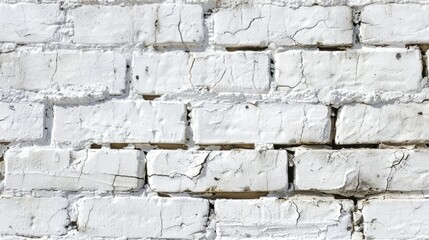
[0,102,45,142]
[0,51,126,94]
[77,196,209,238]
[214,6,352,47]
[361,4,429,45]
[54,51,127,95]
[132,51,270,95]
[52,100,186,146]
[361,199,429,239]
[0,3,64,43]
[336,103,429,144]
[4,147,145,191]
[192,103,331,144]
[147,149,288,192]
[294,149,429,195]
[0,197,69,236]
[72,5,204,46]
[275,48,423,92]
[215,198,353,239]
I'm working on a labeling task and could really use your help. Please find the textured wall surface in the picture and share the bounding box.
[1,0,429,239]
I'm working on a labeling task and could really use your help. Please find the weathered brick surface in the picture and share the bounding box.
[72,5,204,46]
[214,6,353,47]
[147,149,288,192]
[0,3,64,43]
[192,103,331,144]
[76,197,209,238]
[0,102,45,142]
[52,100,187,146]
[294,149,429,195]
[336,103,429,144]
[361,199,429,239]
[361,4,429,45]
[0,51,126,94]
[1,1,429,239]
[215,198,354,239]
[0,197,69,236]
[133,51,270,95]
[5,147,145,191]
[275,48,423,92]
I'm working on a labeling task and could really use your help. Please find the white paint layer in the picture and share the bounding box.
[77,197,209,238]
[215,197,353,239]
[52,100,187,146]
[0,102,45,142]
[336,103,429,144]
[361,4,429,44]
[0,197,69,236]
[147,149,288,192]
[5,147,145,191]
[294,149,429,196]
[214,6,352,47]
[72,5,204,46]
[192,103,331,144]
[361,199,429,239]
[133,51,270,95]
[275,48,423,92]
[0,3,64,43]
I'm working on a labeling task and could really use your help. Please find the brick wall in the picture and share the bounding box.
[0,0,429,239]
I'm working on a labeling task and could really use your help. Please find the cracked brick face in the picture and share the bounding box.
[1,1,429,240]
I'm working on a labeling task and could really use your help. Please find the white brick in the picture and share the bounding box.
[52,100,186,146]
[0,102,45,142]
[5,147,145,191]
[0,51,126,94]
[146,4,204,46]
[192,103,331,144]
[294,149,429,195]
[361,4,429,44]
[0,51,55,90]
[275,48,423,92]
[336,103,429,144]
[0,197,69,236]
[132,51,270,95]
[77,197,209,238]
[214,6,352,47]
[147,149,288,192]
[0,3,64,43]
[72,5,203,46]
[215,198,353,239]
[72,5,134,45]
[361,199,429,239]
[54,51,127,95]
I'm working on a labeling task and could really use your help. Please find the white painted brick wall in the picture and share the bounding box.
[214,6,353,47]
[52,100,187,146]
[132,51,270,95]
[0,51,126,94]
[192,103,331,144]
[0,197,69,236]
[76,197,209,238]
[147,149,288,192]
[336,103,429,144]
[72,4,204,46]
[215,197,354,239]
[0,102,45,142]
[275,48,423,92]
[361,199,429,239]
[5,147,145,191]
[294,149,429,195]
[361,4,429,45]
[0,3,64,43]
[1,1,429,239]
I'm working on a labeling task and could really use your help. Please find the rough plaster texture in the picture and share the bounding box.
[0,0,429,239]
